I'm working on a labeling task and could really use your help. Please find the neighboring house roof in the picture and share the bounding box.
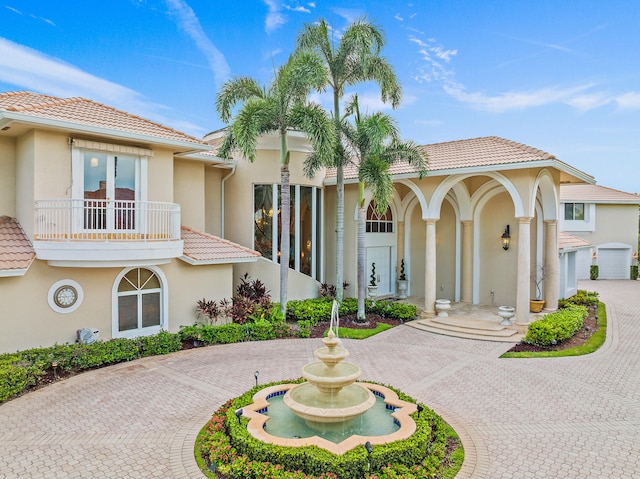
[0,91,209,150]
[560,184,640,204]
[0,216,36,277]
[558,231,592,251]
[180,226,261,265]
[326,136,594,183]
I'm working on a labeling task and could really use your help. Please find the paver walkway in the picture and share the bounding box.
[1,280,639,478]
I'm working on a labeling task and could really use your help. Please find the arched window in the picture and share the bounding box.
[366,202,393,233]
[113,267,164,338]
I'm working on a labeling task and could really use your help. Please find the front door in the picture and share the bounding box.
[364,201,396,297]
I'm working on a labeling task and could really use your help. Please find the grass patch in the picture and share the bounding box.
[323,323,393,339]
[501,302,607,358]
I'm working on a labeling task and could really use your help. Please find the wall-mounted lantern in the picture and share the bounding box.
[501,225,511,251]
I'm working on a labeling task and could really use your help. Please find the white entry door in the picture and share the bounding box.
[366,246,393,296]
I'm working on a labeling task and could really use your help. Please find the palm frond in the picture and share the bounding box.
[216,76,264,123]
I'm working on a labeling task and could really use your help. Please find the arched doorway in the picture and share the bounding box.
[365,202,397,296]
[112,266,167,338]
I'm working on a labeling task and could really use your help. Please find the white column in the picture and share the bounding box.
[461,220,473,303]
[424,219,437,315]
[516,217,532,324]
[543,220,559,311]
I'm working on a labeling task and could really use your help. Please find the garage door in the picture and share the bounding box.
[598,248,629,279]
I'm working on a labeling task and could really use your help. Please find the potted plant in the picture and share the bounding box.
[397,259,408,299]
[367,262,378,299]
[530,264,545,313]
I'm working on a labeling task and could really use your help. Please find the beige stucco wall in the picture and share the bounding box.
[436,199,457,301]
[479,191,517,306]
[408,203,426,297]
[147,148,174,203]
[205,166,225,237]
[15,131,35,238]
[0,136,16,217]
[0,259,234,354]
[174,158,205,230]
[33,131,71,201]
[590,204,638,248]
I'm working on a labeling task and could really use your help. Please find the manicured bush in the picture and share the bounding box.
[137,330,182,357]
[286,297,417,325]
[558,290,599,309]
[0,355,45,402]
[631,265,638,280]
[198,380,459,479]
[590,264,599,280]
[523,304,588,347]
[296,320,311,338]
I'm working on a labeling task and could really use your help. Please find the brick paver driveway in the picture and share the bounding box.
[1,280,639,478]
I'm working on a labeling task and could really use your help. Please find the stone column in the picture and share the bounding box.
[424,219,437,315]
[461,220,473,303]
[543,220,559,311]
[516,217,532,325]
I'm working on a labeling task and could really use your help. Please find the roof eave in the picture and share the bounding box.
[0,266,31,277]
[323,158,596,186]
[1,111,211,152]
[179,255,259,265]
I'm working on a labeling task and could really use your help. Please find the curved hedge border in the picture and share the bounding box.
[523,304,588,347]
[198,380,463,479]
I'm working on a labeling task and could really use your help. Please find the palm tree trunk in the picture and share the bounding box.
[357,181,366,321]
[334,91,344,303]
[279,133,290,317]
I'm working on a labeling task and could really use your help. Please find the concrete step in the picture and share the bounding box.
[406,318,524,343]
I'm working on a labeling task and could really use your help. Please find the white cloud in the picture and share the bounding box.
[616,92,640,110]
[395,14,403,21]
[332,7,363,23]
[164,0,230,87]
[565,92,612,112]
[285,5,311,13]
[263,0,286,33]
[444,83,597,113]
[5,6,22,14]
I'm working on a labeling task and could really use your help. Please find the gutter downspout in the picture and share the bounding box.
[221,165,236,238]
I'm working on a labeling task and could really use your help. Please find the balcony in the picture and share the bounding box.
[34,199,183,266]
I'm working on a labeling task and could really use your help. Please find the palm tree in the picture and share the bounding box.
[216,52,334,316]
[342,95,428,321]
[296,17,401,303]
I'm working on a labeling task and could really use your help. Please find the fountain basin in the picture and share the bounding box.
[242,383,418,455]
[301,361,362,395]
[284,382,376,424]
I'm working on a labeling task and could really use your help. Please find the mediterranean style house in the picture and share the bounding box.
[0,91,259,353]
[559,184,640,280]
[2,90,636,353]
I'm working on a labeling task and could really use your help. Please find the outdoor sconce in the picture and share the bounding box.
[633,251,638,261]
[592,251,598,260]
[501,225,511,251]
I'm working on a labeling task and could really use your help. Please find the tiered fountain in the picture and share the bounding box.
[283,328,376,426]
[241,302,417,454]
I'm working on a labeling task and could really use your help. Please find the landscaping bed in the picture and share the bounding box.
[309,314,403,338]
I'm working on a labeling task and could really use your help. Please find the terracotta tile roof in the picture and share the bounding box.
[328,136,569,180]
[0,216,35,275]
[560,184,640,204]
[0,91,206,146]
[180,226,260,265]
[558,231,591,250]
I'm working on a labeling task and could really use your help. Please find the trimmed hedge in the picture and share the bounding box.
[199,380,458,479]
[287,297,417,325]
[523,304,588,347]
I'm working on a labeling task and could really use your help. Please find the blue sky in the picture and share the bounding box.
[1,1,639,193]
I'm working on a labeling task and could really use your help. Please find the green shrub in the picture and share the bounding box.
[137,330,182,357]
[213,324,247,344]
[296,320,311,338]
[286,297,417,325]
[523,304,588,347]
[631,265,638,280]
[287,297,333,325]
[246,321,276,341]
[590,264,599,280]
[0,355,46,402]
[559,290,599,309]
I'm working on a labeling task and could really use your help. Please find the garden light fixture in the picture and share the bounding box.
[235,408,243,424]
[365,441,373,470]
[254,370,259,387]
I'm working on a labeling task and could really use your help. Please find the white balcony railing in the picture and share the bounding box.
[35,199,181,242]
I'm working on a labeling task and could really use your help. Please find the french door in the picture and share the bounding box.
[82,152,138,232]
